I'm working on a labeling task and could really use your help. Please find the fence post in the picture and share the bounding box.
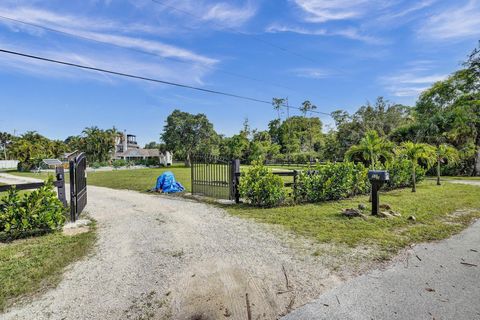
[293,170,298,203]
[231,159,240,203]
[69,159,76,222]
[55,166,67,207]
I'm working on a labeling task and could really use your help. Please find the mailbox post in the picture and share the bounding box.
[368,170,390,215]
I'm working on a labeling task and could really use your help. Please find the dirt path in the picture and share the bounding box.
[445,179,480,186]
[0,173,346,320]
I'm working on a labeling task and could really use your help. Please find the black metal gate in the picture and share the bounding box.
[69,152,87,222]
[191,155,238,200]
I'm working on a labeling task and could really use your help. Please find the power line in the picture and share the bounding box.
[150,0,316,63]
[0,15,294,92]
[0,48,332,117]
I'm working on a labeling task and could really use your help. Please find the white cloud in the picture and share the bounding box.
[381,70,448,97]
[292,0,371,22]
[0,42,213,86]
[74,31,217,65]
[418,0,480,40]
[266,24,384,44]
[202,2,256,28]
[153,0,257,28]
[291,67,330,79]
[0,6,217,65]
[266,24,327,35]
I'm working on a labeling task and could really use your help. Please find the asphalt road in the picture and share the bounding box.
[283,219,480,320]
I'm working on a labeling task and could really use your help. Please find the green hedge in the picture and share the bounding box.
[295,162,369,202]
[240,159,427,207]
[0,179,66,241]
[239,162,286,207]
[383,158,425,190]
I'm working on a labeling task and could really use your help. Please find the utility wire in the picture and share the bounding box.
[0,48,332,116]
[150,0,316,63]
[0,14,296,92]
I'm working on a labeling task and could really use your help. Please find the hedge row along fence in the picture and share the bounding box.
[238,160,425,207]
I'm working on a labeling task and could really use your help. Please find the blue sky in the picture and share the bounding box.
[0,0,479,145]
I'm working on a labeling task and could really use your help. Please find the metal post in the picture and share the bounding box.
[371,182,379,215]
[55,166,67,207]
[69,159,76,222]
[231,159,240,203]
[293,170,298,202]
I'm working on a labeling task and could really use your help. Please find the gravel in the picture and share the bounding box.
[0,173,346,320]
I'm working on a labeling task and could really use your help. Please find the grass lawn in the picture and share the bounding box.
[10,165,192,193]
[0,224,96,311]
[225,181,480,256]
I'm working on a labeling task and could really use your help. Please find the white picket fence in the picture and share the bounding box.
[0,160,19,169]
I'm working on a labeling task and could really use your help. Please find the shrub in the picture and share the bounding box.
[383,158,425,190]
[0,178,66,240]
[239,162,286,207]
[295,162,369,203]
[112,159,127,169]
[91,162,101,169]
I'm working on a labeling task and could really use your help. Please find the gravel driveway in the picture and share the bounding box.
[0,173,344,320]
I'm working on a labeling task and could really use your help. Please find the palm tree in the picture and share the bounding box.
[435,144,459,185]
[300,100,318,153]
[397,142,436,192]
[345,130,393,169]
[272,97,285,120]
[300,100,317,117]
[0,132,13,160]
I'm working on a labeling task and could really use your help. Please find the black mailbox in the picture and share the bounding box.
[368,170,389,215]
[368,170,390,182]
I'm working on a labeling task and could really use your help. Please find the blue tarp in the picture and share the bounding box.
[153,171,185,193]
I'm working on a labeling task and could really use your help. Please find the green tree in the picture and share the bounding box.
[415,45,480,175]
[161,109,218,167]
[9,131,64,170]
[435,144,460,185]
[332,97,411,159]
[396,142,436,192]
[248,131,280,162]
[276,116,323,154]
[81,127,117,163]
[272,97,285,120]
[300,100,318,153]
[0,132,13,160]
[345,130,393,169]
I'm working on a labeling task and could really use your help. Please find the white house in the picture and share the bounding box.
[113,131,172,166]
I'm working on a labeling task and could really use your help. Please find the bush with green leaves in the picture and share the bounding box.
[112,159,128,168]
[383,158,425,190]
[295,162,369,203]
[0,178,66,240]
[239,162,286,207]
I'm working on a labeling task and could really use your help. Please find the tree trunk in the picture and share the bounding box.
[412,163,417,192]
[437,158,441,185]
[473,132,480,176]
[184,153,191,167]
[474,146,480,177]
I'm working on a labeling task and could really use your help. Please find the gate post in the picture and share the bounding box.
[55,166,67,207]
[69,158,76,222]
[231,159,240,203]
[293,170,298,203]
